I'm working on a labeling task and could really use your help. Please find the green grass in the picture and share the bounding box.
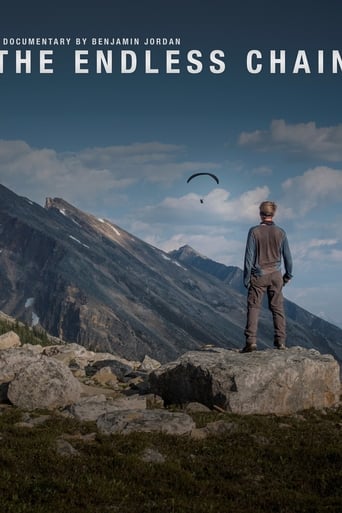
[0,406,341,513]
[0,315,341,511]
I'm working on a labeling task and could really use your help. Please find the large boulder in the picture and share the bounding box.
[7,357,81,410]
[0,346,81,410]
[149,347,341,415]
[0,346,40,383]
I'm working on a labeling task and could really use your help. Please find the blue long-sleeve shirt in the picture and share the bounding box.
[243,221,293,288]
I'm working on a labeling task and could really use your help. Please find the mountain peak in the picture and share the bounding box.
[170,245,207,260]
[45,197,84,217]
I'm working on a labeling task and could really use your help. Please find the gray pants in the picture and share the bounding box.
[244,270,286,346]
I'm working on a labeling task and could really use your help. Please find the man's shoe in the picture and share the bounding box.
[274,343,286,350]
[240,344,257,353]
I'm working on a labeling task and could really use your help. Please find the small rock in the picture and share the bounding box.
[141,447,166,463]
[0,331,21,350]
[56,438,80,457]
[97,409,196,435]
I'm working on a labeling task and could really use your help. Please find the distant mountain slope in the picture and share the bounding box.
[169,245,246,294]
[0,183,341,366]
[169,245,342,364]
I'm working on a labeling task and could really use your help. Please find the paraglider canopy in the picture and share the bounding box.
[187,172,219,204]
[187,172,219,184]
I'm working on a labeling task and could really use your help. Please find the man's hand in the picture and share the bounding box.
[283,273,291,286]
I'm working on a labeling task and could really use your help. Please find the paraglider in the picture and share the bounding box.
[186,172,219,184]
[187,172,219,204]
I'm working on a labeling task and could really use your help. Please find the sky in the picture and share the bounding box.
[0,1,341,327]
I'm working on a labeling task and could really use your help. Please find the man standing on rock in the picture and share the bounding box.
[241,201,293,353]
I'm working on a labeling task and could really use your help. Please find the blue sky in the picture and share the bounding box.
[0,1,341,327]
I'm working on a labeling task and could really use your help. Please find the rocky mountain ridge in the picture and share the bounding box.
[0,183,341,367]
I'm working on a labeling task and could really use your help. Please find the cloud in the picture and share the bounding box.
[285,284,342,327]
[75,142,218,184]
[238,119,342,161]
[139,186,270,224]
[0,139,219,206]
[289,238,342,281]
[281,166,342,215]
[293,238,339,259]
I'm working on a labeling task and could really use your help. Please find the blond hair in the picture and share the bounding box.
[259,201,277,217]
